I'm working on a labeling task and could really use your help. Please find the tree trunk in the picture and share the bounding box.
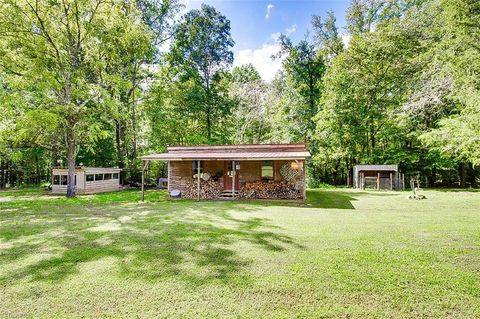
[308,73,315,140]
[0,158,4,188]
[206,106,212,140]
[459,162,466,188]
[467,162,476,188]
[66,129,76,197]
[130,70,138,160]
[428,167,437,188]
[115,120,126,168]
[205,79,212,141]
[370,120,375,151]
[35,152,41,185]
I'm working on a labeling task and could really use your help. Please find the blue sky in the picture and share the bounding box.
[183,0,351,81]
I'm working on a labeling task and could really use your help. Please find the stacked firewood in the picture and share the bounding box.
[182,179,222,199]
[239,180,302,199]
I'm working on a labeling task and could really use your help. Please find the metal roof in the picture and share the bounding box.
[142,144,311,161]
[52,167,122,171]
[354,165,398,172]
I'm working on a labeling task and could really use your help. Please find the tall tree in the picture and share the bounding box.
[316,2,424,184]
[312,10,344,60]
[168,4,234,141]
[411,0,480,181]
[229,65,270,143]
[275,35,325,141]
[0,0,149,196]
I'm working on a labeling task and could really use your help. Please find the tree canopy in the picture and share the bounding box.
[0,0,479,192]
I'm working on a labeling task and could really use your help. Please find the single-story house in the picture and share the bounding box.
[353,165,404,190]
[141,144,311,200]
[51,167,122,194]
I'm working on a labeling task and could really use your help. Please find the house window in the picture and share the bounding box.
[112,173,119,180]
[86,174,94,182]
[104,173,112,180]
[95,174,104,181]
[262,161,274,180]
[192,161,203,174]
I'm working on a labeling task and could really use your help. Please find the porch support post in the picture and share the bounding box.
[167,161,171,192]
[303,160,306,201]
[377,172,380,190]
[390,172,393,190]
[232,160,235,200]
[141,160,150,202]
[197,160,201,201]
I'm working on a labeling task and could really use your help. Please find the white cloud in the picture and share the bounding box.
[270,32,281,41]
[234,34,284,82]
[265,4,274,19]
[234,23,302,82]
[285,24,297,37]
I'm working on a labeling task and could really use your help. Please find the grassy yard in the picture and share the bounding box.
[1,188,479,318]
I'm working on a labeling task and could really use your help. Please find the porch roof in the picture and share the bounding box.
[141,144,311,161]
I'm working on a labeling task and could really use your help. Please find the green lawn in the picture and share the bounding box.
[1,188,479,318]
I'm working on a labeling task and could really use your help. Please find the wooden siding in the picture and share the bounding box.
[238,161,261,185]
[83,179,121,194]
[169,161,193,192]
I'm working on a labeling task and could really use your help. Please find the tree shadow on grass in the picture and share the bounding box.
[230,189,400,210]
[307,189,401,209]
[0,200,303,287]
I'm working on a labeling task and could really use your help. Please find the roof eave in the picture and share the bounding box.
[141,156,311,161]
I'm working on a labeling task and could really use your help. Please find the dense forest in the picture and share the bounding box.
[0,0,479,194]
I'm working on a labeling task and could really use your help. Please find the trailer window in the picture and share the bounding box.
[86,174,94,182]
[61,175,68,185]
[104,173,112,180]
[95,174,103,181]
[112,173,119,180]
[53,175,60,185]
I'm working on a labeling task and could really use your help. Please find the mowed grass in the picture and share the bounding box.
[0,188,479,318]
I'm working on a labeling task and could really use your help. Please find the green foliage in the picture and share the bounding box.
[414,0,480,166]
[231,64,261,84]
[167,4,235,141]
[276,35,326,141]
[312,10,344,58]
[1,0,479,189]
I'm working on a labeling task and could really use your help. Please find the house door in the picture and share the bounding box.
[224,161,239,191]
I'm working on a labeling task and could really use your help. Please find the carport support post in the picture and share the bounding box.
[377,172,380,190]
[197,160,201,201]
[390,172,393,190]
